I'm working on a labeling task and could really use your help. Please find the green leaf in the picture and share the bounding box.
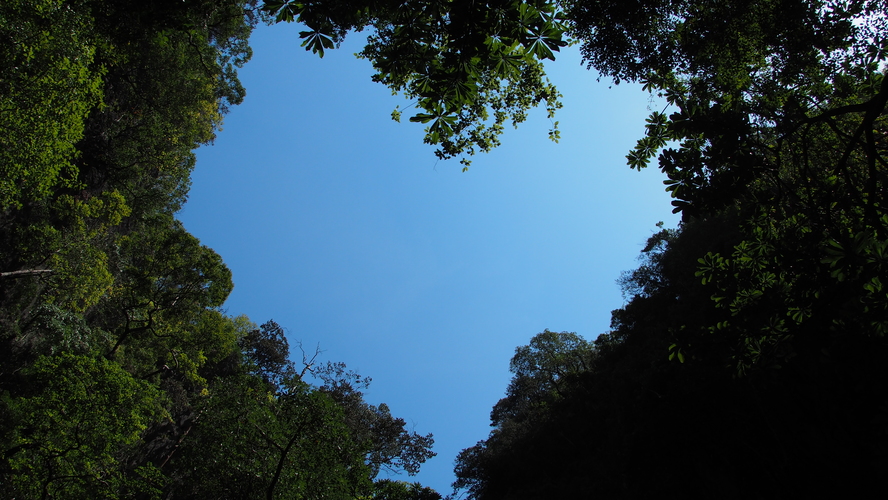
[299,30,336,58]
[409,113,435,124]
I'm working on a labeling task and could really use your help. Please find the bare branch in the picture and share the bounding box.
[295,341,324,378]
[0,269,54,279]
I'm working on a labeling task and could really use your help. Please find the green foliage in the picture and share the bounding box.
[239,320,298,388]
[9,0,888,498]
[263,0,567,163]
[0,0,104,209]
[171,373,372,499]
[453,2,888,491]
[1,2,434,497]
[5,353,163,499]
[370,479,442,500]
[490,330,594,426]
[9,305,112,364]
[43,191,132,311]
[313,360,437,478]
[455,330,596,498]
[168,326,436,499]
[560,0,888,377]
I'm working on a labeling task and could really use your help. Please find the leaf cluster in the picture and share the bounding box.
[263,0,570,164]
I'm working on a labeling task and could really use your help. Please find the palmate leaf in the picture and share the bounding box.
[412,73,436,96]
[270,0,566,160]
[409,101,447,124]
[266,0,302,23]
[427,114,457,143]
[492,51,526,77]
[539,27,568,58]
[517,2,540,26]
[527,37,555,61]
[299,30,335,58]
[516,2,567,62]
[446,79,479,107]
[409,113,437,124]
[406,97,460,143]
[523,24,567,61]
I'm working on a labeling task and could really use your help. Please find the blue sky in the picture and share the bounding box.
[177,23,678,495]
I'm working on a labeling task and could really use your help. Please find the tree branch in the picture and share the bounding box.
[266,422,307,500]
[0,269,54,279]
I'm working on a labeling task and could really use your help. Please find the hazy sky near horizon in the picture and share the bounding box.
[177,22,679,495]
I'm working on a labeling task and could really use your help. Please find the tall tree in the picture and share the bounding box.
[313,361,436,479]
[454,330,597,499]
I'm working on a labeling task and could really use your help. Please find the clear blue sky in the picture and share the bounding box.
[177,23,678,495]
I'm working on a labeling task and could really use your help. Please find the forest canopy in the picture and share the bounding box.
[0,1,437,498]
[2,0,888,498]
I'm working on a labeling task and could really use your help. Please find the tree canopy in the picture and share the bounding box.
[0,1,440,497]
[3,0,888,498]
[446,1,888,498]
[262,0,569,167]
